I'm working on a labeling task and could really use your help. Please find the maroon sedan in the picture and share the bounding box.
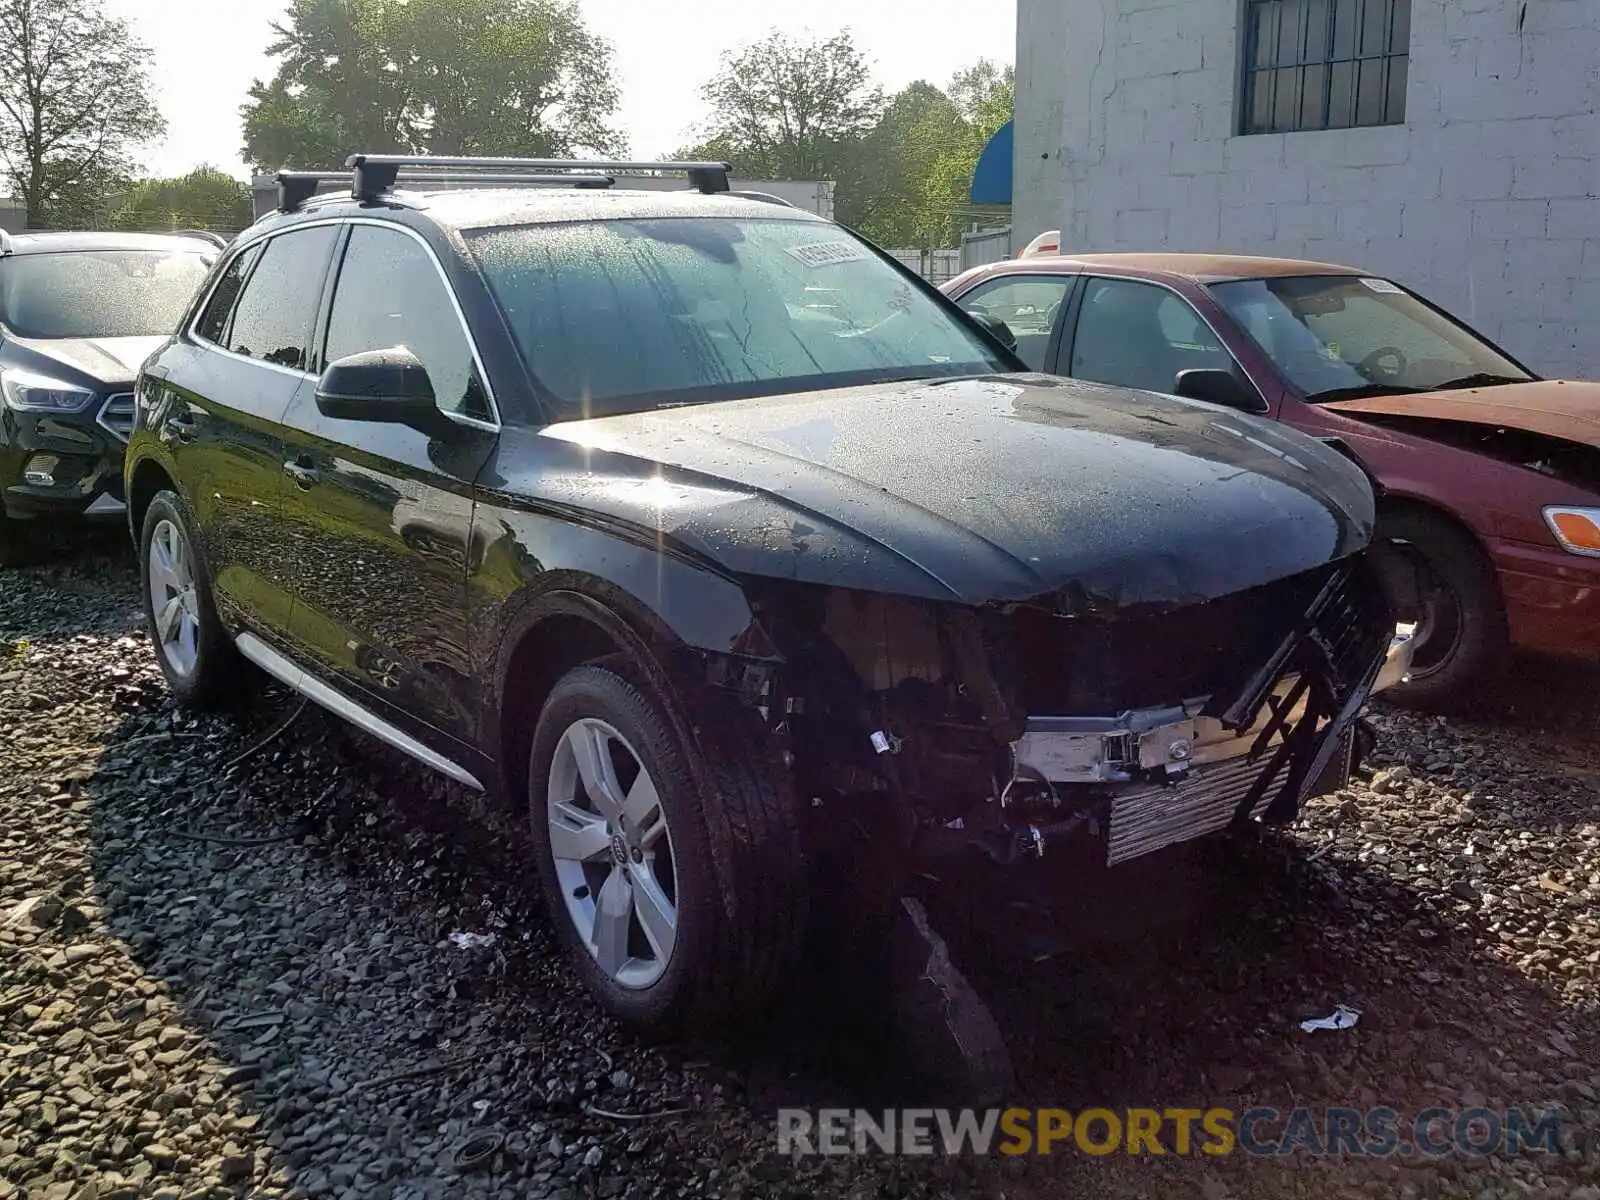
[943,253,1600,710]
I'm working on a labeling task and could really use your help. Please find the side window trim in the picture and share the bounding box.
[218,243,267,352]
[309,223,352,378]
[183,217,501,431]
[1061,274,1271,411]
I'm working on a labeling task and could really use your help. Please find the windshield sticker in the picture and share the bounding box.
[785,241,870,268]
[1359,277,1404,294]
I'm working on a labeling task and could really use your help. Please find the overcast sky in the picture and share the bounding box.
[101,0,1017,180]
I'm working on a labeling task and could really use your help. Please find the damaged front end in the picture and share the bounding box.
[716,552,1401,893]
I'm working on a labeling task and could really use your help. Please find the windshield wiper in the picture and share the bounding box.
[1428,372,1530,391]
[1306,383,1422,403]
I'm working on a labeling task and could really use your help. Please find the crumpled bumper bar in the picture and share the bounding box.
[1005,559,1395,867]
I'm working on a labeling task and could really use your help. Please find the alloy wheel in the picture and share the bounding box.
[148,518,202,678]
[1391,546,1463,681]
[546,718,678,989]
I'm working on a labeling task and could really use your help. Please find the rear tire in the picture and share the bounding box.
[1377,509,1506,712]
[527,661,806,1030]
[139,490,240,709]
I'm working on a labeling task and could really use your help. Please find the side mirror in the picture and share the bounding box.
[969,311,1019,354]
[316,348,446,433]
[1174,368,1265,413]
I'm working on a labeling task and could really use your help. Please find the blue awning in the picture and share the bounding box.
[970,120,1013,206]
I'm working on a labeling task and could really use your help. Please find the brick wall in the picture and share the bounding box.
[1014,0,1600,377]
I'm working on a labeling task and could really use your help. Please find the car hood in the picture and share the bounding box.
[1324,380,1600,448]
[5,334,166,387]
[525,375,1377,611]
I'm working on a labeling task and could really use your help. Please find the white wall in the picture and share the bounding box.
[1012,0,1073,260]
[1014,0,1600,377]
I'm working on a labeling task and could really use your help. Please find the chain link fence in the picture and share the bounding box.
[23,206,248,239]
[888,247,964,287]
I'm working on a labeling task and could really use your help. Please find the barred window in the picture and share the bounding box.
[1241,0,1410,134]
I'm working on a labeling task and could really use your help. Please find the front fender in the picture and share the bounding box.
[469,502,773,662]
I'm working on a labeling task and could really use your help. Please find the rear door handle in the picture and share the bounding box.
[283,457,321,489]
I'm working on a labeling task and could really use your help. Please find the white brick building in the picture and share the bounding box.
[1013,0,1600,376]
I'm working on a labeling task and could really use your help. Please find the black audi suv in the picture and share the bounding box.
[124,156,1409,1034]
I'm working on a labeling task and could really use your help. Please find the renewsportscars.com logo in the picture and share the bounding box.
[776,1107,1564,1158]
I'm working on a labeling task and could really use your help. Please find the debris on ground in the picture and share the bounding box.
[1298,1004,1361,1033]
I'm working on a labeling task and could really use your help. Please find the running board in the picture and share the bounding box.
[234,632,485,791]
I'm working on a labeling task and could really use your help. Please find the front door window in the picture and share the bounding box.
[1070,277,1239,396]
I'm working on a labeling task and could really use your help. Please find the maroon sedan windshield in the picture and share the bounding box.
[1209,274,1532,402]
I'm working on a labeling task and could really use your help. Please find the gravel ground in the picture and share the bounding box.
[1,539,1597,1200]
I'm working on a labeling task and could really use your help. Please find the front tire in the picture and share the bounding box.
[139,490,238,708]
[1377,509,1506,712]
[527,661,805,1030]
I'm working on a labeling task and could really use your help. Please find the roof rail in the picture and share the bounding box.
[0,229,12,257]
[276,166,619,213]
[726,190,797,209]
[277,170,355,213]
[344,154,732,200]
[173,229,228,249]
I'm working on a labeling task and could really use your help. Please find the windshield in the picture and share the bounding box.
[465,217,1009,417]
[0,250,213,339]
[1208,274,1533,402]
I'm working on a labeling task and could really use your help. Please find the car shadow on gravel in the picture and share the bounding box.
[1445,651,1600,751]
[78,697,1592,1198]
[78,670,967,1196]
[29,546,1589,1199]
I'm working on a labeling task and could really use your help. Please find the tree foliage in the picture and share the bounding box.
[0,0,165,227]
[111,166,253,233]
[242,0,623,170]
[686,34,1013,251]
[684,30,885,183]
[834,81,966,247]
[849,60,1014,250]
[899,60,1015,249]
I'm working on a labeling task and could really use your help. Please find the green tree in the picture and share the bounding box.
[0,0,165,227]
[835,81,965,246]
[688,30,885,182]
[910,61,1014,249]
[242,0,623,170]
[834,61,1013,250]
[947,60,1015,140]
[112,166,253,233]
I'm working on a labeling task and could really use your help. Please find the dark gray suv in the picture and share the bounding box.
[0,230,219,563]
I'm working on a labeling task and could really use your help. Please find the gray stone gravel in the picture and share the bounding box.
[1,540,1598,1200]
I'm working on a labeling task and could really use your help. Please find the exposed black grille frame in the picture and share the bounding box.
[1224,555,1394,826]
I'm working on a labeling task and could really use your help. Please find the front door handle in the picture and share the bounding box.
[283,457,321,489]
[163,415,199,445]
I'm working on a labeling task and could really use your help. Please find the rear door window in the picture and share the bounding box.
[225,226,339,371]
[953,275,1074,371]
[194,244,263,345]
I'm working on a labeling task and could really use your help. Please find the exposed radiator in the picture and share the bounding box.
[1106,756,1270,866]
